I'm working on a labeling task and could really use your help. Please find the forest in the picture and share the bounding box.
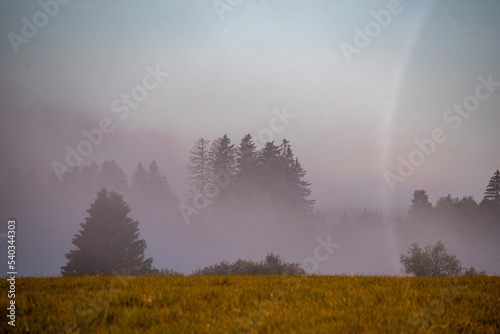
[0,134,499,276]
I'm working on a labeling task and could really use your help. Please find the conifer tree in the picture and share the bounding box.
[61,188,153,276]
[483,169,500,203]
[131,162,149,193]
[186,138,211,196]
[99,160,128,192]
[236,134,257,181]
[208,134,236,198]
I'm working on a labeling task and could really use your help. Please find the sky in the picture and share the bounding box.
[1,0,499,212]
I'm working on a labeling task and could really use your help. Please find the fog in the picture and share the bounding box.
[0,0,499,276]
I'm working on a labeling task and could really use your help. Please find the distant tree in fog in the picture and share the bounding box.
[208,134,236,198]
[61,188,153,276]
[434,194,458,222]
[186,138,211,197]
[236,134,257,181]
[279,139,314,213]
[482,169,500,203]
[185,135,315,214]
[256,141,282,193]
[400,241,463,277]
[131,162,149,193]
[99,160,128,192]
[408,190,433,222]
[479,169,500,227]
[147,160,170,196]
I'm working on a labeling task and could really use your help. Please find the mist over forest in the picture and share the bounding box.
[0,131,498,276]
[0,0,499,278]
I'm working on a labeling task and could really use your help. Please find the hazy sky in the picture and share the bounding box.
[1,0,499,211]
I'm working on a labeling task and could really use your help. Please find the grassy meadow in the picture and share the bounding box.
[1,275,499,333]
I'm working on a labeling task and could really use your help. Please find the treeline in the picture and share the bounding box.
[184,134,315,217]
[406,169,500,228]
[0,159,179,220]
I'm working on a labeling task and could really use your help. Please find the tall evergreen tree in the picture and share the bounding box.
[236,134,257,181]
[279,139,314,213]
[147,160,169,195]
[99,160,128,192]
[208,134,236,197]
[483,169,500,203]
[186,138,211,196]
[131,162,149,193]
[479,170,500,227]
[209,134,236,178]
[61,188,153,276]
[256,141,281,193]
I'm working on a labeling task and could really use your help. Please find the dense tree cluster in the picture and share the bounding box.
[185,134,315,215]
[0,159,179,222]
[407,170,500,228]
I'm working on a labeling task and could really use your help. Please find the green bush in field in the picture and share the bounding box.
[400,241,485,277]
[192,252,306,276]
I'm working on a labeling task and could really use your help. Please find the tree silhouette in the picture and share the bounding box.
[408,189,433,222]
[400,241,463,277]
[61,188,153,276]
[236,134,257,182]
[208,134,236,199]
[483,169,500,203]
[186,138,211,197]
[99,160,128,192]
[131,162,149,193]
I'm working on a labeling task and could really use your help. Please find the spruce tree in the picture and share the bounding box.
[186,138,211,196]
[483,169,500,203]
[147,160,169,196]
[257,141,281,193]
[208,134,236,198]
[99,160,128,192]
[131,162,149,193]
[236,134,257,181]
[61,188,153,276]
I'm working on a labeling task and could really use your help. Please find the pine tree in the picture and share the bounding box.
[208,134,236,197]
[99,160,128,192]
[209,134,236,179]
[61,188,153,276]
[131,162,149,193]
[186,138,211,196]
[256,141,281,194]
[279,139,314,213]
[147,160,169,195]
[483,169,500,203]
[236,134,257,181]
[479,170,500,227]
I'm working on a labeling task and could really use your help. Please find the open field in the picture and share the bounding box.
[1,276,499,333]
